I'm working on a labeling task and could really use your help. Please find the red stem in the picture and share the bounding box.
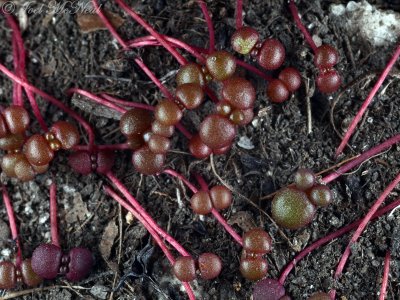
[128,36,274,86]
[333,173,400,281]
[379,250,390,300]
[91,0,129,49]
[67,88,126,114]
[73,143,131,151]
[288,0,318,53]
[49,182,60,248]
[104,186,196,300]
[335,44,400,157]
[133,58,193,139]
[114,0,187,65]
[134,58,174,99]
[163,169,198,193]
[1,10,22,107]
[194,174,243,246]
[105,172,190,256]
[235,59,274,82]
[322,134,400,184]
[100,93,155,111]
[164,169,243,246]
[235,0,243,29]
[278,197,400,285]
[127,36,206,63]
[379,250,391,300]
[70,88,192,140]
[1,185,22,268]
[197,0,215,52]
[11,32,22,106]
[3,12,48,131]
[0,63,95,150]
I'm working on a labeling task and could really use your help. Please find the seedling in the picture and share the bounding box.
[0,186,43,289]
[31,183,94,282]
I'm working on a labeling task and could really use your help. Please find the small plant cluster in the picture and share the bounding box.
[190,185,232,214]
[0,104,80,181]
[239,228,272,281]
[314,45,341,93]
[0,259,42,289]
[31,244,93,282]
[231,27,302,102]
[68,150,115,175]
[116,50,258,174]
[0,183,94,291]
[271,168,333,229]
[172,253,222,282]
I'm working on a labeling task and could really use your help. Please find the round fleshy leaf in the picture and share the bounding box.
[3,105,30,134]
[271,188,316,230]
[132,146,165,175]
[172,256,196,282]
[68,151,92,175]
[253,278,286,300]
[31,244,62,279]
[66,247,94,282]
[0,261,16,289]
[21,258,43,287]
[198,253,222,280]
[199,115,236,149]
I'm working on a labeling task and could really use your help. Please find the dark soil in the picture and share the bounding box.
[0,0,399,299]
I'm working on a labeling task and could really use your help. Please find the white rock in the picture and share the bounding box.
[237,136,254,150]
[330,1,400,47]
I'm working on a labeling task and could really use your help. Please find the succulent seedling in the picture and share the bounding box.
[0,186,43,289]
[31,183,94,282]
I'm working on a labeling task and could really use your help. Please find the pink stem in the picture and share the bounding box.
[2,185,22,268]
[194,174,243,246]
[114,0,187,65]
[0,63,95,150]
[197,0,215,52]
[73,143,131,151]
[335,45,400,157]
[67,88,126,114]
[211,208,243,246]
[49,182,60,248]
[134,58,174,99]
[279,197,400,285]
[334,173,400,282]
[235,0,243,29]
[235,59,274,82]
[70,88,192,140]
[288,0,318,53]
[1,10,22,107]
[5,14,49,132]
[106,172,190,256]
[104,186,196,300]
[133,58,193,139]
[164,170,243,245]
[163,169,198,193]
[379,250,391,300]
[128,36,273,92]
[100,93,155,111]
[4,12,48,131]
[322,134,400,184]
[91,0,129,49]
[127,36,206,63]
[11,33,22,106]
